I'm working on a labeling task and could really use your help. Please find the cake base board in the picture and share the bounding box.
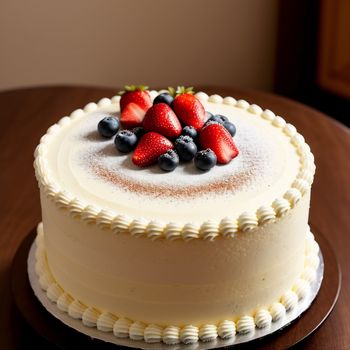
[11,227,341,349]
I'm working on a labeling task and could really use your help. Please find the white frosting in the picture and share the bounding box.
[68,299,87,319]
[237,212,258,232]
[284,188,302,207]
[236,316,255,334]
[34,222,320,344]
[208,94,223,103]
[129,218,148,238]
[35,245,45,263]
[35,257,47,277]
[111,95,121,104]
[293,179,310,195]
[198,324,218,342]
[35,223,44,243]
[293,278,310,300]
[57,293,73,312]
[280,291,299,311]
[164,222,182,241]
[96,209,114,229]
[199,220,219,241]
[182,223,200,241]
[301,266,317,283]
[39,271,54,291]
[96,312,117,332]
[46,283,63,302]
[111,214,131,233]
[217,320,236,339]
[223,96,237,105]
[283,123,297,136]
[81,205,100,224]
[219,217,238,238]
[98,97,112,107]
[82,307,100,327]
[129,321,146,340]
[195,92,209,102]
[236,99,250,109]
[40,192,312,327]
[146,220,164,240]
[180,325,199,344]
[162,326,180,344]
[272,198,291,217]
[254,309,272,328]
[256,205,276,225]
[248,104,263,115]
[269,302,286,321]
[144,324,163,343]
[113,318,132,338]
[305,254,320,270]
[261,109,275,121]
[272,116,286,128]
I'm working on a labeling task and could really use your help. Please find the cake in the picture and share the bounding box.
[33,87,319,344]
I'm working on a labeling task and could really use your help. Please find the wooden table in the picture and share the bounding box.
[1,86,349,349]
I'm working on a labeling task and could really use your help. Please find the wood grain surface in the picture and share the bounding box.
[1,86,349,349]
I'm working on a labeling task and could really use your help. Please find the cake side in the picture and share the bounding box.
[40,189,311,325]
[35,222,320,343]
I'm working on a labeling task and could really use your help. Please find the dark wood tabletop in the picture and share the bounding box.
[1,86,349,349]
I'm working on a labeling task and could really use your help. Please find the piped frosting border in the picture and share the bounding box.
[34,222,321,344]
[33,92,316,241]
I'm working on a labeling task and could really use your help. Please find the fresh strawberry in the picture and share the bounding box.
[120,102,146,128]
[199,123,239,164]
[132,132,174,167]
[143,103,182,138]
[119,85,152,112]
[171,86,206,130]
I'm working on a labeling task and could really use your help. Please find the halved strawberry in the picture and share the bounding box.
[132,132,174,167]
[120,102,146,129]
[199,123,239,164]
[119,85,152,112]
[171,87,206,130]
[143,103,182,138]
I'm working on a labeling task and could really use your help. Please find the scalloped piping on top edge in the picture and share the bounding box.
[33,91,316,241]
[34,223,320,344]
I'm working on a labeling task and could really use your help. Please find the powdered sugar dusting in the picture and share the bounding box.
[72,109,275,199]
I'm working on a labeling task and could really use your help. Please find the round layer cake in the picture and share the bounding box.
[33,91,319,343]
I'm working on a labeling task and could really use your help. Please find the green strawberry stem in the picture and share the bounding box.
[118,84,149,95]
[167,86,194,97]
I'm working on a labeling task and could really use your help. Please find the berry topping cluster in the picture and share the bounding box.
[97,85,239,171]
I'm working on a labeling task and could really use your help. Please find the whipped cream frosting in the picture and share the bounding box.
[34,92,315,239]
[34,223,320,344]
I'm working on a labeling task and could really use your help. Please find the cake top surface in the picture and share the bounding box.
[34,91,315,238]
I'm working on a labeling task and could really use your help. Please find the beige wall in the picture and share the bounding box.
[0,0,278,91]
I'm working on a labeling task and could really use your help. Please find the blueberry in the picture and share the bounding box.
[223,121,236,136]
[194,148,217,171]
[206,114,228,125]
[98,117,120,138]
[175,135,197,161]
[132,126,145,140]
[114,130,138,153]
[153,93,174,106]
[182,126,198,139]
[216,114,229,122]
[158,150,179,171]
